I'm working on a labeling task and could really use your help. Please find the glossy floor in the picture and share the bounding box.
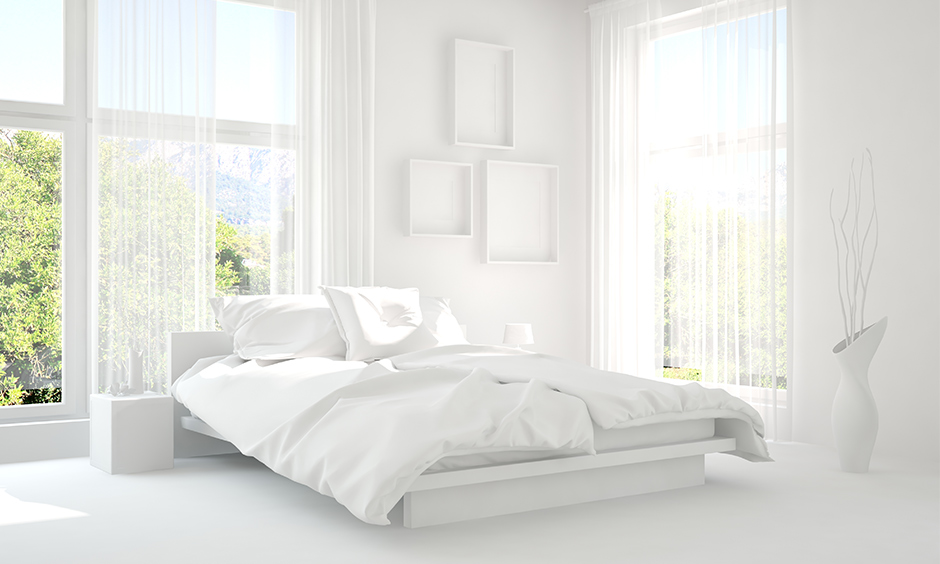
[1,442,937,564]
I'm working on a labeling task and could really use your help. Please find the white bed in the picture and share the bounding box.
[168,330,769,528]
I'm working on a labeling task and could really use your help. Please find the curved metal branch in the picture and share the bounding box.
[830,188,850,344]
[860,148,879,330]
[838,170,855,343]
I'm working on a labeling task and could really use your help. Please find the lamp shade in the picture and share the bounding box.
[503,323,534,347]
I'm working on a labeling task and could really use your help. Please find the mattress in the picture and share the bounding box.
[424,418,715,473]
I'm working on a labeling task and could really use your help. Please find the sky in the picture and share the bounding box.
[0,0,63,105]
[95,0,295,124]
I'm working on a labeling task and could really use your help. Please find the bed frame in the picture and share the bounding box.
[168,331,736,528]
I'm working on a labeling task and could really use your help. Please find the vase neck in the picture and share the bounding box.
[833,317,888,376]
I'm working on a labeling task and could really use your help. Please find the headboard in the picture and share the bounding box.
[168,331,240,458]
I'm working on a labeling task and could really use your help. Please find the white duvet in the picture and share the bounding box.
[171,344,770,525]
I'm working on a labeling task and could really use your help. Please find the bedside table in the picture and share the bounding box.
[90,393,174,474]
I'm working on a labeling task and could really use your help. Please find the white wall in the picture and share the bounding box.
[791,0,940,462]
[373,0,590,362]
[0,420,88,464]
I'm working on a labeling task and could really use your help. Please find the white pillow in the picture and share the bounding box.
[209,294,346,360]
[321,286,424,361]
[321,287,469,361]
[418,296,469,346]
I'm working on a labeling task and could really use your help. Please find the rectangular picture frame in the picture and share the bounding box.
[453,39,514,149]
[407,159,473,238]
[484,161,558,264]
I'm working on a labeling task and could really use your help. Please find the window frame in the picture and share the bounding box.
[0,0,301,423]
[647,2,790,397]
[0,0,89,423]
[89,0,301,392]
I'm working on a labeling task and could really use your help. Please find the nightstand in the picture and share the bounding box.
[90,393,174,474]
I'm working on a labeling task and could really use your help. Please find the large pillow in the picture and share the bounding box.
[321,287,468,361]
[209,294,346,360]
[418,296,469,346]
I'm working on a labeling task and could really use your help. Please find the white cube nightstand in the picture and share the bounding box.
[90,393,174,474]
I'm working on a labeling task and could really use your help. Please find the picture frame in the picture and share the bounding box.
[484,160,559,264]
[452,39,514,149]
[407,159,473,238]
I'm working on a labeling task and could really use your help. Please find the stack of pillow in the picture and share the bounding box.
[209,286,468,362]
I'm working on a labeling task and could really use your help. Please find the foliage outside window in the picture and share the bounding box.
[0,129,63,406]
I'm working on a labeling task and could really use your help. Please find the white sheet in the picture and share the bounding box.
[171,344,770,525]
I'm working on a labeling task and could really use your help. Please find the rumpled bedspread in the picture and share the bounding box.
[172,344,770,525]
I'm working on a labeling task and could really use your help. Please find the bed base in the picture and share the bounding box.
[169,331,736,528]
[404,437,732,527]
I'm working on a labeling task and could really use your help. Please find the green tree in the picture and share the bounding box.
[661,183,787,390]
[97,138,220,392]
[97,139,276,391]
[0,131,286,401]
[0,129,63,404]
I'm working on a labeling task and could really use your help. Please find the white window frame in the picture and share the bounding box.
[648,3,790,397]
[89,0,301,392]
[0,0,90,423]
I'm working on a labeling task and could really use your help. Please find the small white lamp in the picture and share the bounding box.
[503,323,534,349]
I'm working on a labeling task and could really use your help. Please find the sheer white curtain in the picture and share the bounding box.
[296,0,375,290]
[589,0,789,439]
[94,0,375,393]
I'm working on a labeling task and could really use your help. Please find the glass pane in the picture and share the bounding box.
[651,9,788,391]
[0,0,64,105]
[97,0,217,116]
[0,128,63,406]
[97,136,217,394]
[97,137,295,393]
[652,27,704,143]
[652,8,787,144]
[656,150,787,390]
[215,144,296,295]
[217,1,296,124]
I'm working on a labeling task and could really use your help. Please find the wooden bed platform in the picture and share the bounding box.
[168,331,736,528]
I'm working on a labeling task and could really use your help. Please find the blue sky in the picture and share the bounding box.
[0,0,63,105]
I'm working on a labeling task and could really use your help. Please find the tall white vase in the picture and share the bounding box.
[831,316,888,473]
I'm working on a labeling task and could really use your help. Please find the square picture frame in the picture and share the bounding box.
[407,159,473,238]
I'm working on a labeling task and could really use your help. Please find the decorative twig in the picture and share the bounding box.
[830,150,879,345]
[829,189,850,343]
[858,149,879,331]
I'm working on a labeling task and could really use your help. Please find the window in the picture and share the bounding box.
[651,6,788,396]
[0,0,64,106]
[95,0,298,394]
[215,144,296,296]
[0,129,63,407]
[0,0,88,420]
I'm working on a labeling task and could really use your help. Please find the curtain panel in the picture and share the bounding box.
[589,0,789,439]
[93,0,375,394]
[296,0,375,291]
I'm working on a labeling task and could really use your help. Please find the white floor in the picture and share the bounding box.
[1,442,937,564]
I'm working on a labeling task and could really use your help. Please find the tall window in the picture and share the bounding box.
[652,7,788,395]
[96,0,298,393]
[589,0,789,438]
[0,129,63,408]
[0,0,87,417]
[0,0,374,422]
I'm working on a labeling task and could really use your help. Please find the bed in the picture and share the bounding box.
[168,288,770,528]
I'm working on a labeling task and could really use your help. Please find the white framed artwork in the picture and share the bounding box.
[484,161,559,264]
[407,159,473,237]
[453,39,514,149]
